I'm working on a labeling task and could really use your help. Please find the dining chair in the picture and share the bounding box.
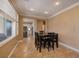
[35,32,39,48]
[35,32,44,52]
[42,34,54,51]
[48,32,58,48]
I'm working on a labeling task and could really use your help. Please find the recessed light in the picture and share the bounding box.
[44,11,48,14]
[30,8,34,11]
[56,2,60,5]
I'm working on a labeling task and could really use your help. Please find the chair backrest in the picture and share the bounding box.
[48,32,55,35]
[39,31,44,34]
[35,32,38,38]
[48,32,58,40]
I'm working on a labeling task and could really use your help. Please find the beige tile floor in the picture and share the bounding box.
[10,37,79,58]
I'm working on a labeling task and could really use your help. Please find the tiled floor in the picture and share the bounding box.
[10,37,79,58]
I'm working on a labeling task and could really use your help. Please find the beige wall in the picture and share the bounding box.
[0,16,5,33]
[37,20,43,32]
[18,15,24,40]
[48,5,79,50]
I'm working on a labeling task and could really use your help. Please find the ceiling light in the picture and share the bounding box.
[30,8,34,11]
[56,2,60,5]
[44,11,48,14]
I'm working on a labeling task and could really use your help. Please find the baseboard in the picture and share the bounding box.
[59,42,79,53]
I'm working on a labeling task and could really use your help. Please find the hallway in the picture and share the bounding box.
[10,36,79,58]
[0,0,79,58]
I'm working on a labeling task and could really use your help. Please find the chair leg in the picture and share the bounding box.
[48,41,50,52]
[56,34,58,48]
[39,42,42,52]
[35,40,37,47]
[52,42,54,50]
[56,41,58,48]
[37,44,38,50]
[43,41,46,48]
[35,43,37,47]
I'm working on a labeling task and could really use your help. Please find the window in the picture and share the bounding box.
[0,15,17,43]
[5,20,12,37]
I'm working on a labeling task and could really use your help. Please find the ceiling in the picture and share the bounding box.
[10,0,79,19]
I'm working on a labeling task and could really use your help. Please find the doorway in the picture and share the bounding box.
[23,22,33,38]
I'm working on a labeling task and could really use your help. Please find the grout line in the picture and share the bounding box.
[8,43,18,58]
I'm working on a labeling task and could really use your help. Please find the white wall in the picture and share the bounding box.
[0,0,19,47]
[0,0,18,20]
[0,15,4,33]
[0,0,19,35]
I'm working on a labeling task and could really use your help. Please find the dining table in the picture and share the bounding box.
[35,32,58,52]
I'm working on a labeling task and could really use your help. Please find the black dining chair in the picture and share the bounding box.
[35,32,57,52]
[48,32,59,48]
[39,31,44,34]
[35,32,44,52]
[41,34,54,51]
[47,34,55,50]
[35,32,39,48]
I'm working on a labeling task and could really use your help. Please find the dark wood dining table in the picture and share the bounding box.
[35,32,58,52]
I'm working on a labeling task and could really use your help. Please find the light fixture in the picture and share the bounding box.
[56,2,60,5]
[30,8,34,11]
[28,28,31,31]
[44,11,48,14]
